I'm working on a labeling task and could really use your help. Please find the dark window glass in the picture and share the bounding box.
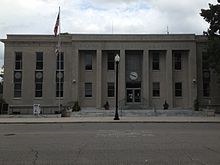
[56,82,64,97]
[35,71,43,97]
[152,53,160,70]
[107,53,115,70]
[85,83,92,97]
[203,82,210,97]
[175,82,182,97]
[153,82,160,97]
[56,71,64,97]
[36,52,43,70]
[15,52,22,70]
[174,52,181,70]
[14,71,22,97]
[85,54,92,70]
[202,52,209,70]
[56,52,64,70]
[108,82,114,97]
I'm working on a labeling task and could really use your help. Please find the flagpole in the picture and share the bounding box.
[56,6,61,112]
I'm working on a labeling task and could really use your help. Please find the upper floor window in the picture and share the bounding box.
[15,52,22,70]
[107,53,115,70]
[173,52,182,70]
[175,82,182,97]
[56,52,64,70]
[152,52,160,70]
[202,52,209,70]
[85,54,92,70]
[36,52,43,70]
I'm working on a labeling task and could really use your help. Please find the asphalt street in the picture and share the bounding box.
[0,123,220,165]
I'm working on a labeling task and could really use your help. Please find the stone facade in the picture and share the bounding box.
[1,34,220,114]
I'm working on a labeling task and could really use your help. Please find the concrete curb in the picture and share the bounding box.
[1,117,220,124]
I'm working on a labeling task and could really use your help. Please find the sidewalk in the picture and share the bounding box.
[1,109,220,124]
[0,116,220,124]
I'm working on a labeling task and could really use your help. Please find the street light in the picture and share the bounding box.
[114,54,120,120]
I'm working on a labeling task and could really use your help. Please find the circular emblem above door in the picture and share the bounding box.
[129,72,138,80]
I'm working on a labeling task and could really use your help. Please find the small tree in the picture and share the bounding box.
[200,1,220,74]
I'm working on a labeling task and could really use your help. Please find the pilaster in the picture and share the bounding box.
[96,50,102,108]
[166,49,173,108]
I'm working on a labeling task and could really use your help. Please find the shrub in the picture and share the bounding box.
[72,101,81,112]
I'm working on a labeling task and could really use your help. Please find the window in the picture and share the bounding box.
[56,71,64,97]
[85,83,92,97]
[175,82,182,97]
[56,53,64,97]
[108,82,114,97]
[14,71,22,97]
[85,54,92,70]
[56,52,64,70]
[202,52,210,97]
[153,82,160,97]
[107,53,115,70]
[15,52,22,70]
[152,52,160,70]
[35,71,43,97]
[202,52,209,70]
[174,52,181,70]
[36,52,43,70]
[56,82,64,97]
[203,82,210,97]
[14,52,22,97]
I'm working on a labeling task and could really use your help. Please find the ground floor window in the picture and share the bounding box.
[175,82,182,97]
[152,82,160,97]
[56,71,64,97]
[14,71,22,97]
[107,82,114,97]
[85,83,92,97]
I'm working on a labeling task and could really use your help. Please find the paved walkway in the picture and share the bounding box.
[0,109,220,124]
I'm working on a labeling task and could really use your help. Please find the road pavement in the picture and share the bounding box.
[0,123,220,165]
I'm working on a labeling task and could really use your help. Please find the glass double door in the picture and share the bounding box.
[126,88,141,103]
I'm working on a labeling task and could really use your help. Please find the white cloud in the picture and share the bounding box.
[0,0,218,66]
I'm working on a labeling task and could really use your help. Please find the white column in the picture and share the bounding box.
[72,48,79,102]
[119,50,125,103]
[166,49,173,108]
[96,50,102,108]
[188,46,197,108]
[143,50,150,107]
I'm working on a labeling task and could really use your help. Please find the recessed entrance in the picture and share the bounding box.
[126,89,141,103]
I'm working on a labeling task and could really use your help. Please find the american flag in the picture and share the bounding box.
[54,9,60,37]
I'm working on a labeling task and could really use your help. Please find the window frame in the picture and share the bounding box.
[175,82,182,97]
[85,54,93,70]
[85,82,92,97]
[15,52,22,70]
[174,52,182,70]
[152,52,160,70]
[107,53,115,70]
[107,82,115,97]
[36,52,43,70]
[152,82,160,97]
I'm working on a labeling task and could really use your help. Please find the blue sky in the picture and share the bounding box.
[0,0,218,67]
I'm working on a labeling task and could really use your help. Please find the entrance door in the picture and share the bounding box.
[126,89,141,103]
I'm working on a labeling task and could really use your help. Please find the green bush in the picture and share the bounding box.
[72,101,81,112]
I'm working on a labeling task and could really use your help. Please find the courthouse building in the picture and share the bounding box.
[1,34,220,114]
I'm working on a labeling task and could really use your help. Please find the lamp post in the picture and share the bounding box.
[114,54,120,120]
